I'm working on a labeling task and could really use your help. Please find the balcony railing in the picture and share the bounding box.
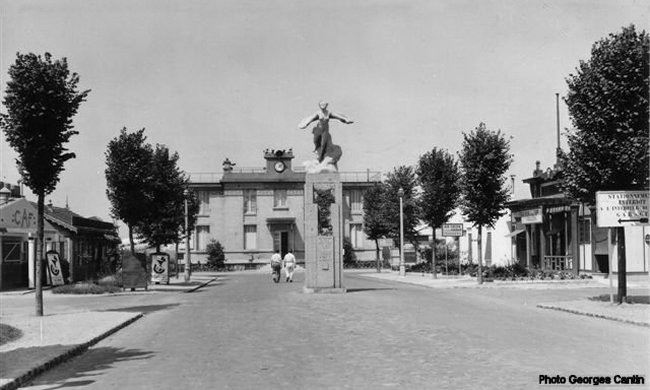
[543,255,573,271]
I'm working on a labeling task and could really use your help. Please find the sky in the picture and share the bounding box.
[0,0,648,237]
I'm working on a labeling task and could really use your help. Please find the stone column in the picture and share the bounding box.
[303,173,345,293]
[28,234,36,289]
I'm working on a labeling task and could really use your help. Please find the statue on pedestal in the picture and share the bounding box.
[298,101,353,173]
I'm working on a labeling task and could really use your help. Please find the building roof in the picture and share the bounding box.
[32,202,117,236]
[505,195,577,210]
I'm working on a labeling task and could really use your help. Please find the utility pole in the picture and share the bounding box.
[184,189,191,282]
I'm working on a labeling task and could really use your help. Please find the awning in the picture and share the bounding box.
[504,228,525,238]
[266,217,296,224]
[104,233,121,242]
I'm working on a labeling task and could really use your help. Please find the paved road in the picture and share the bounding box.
[19,272,650,389]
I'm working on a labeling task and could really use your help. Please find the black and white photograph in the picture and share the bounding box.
[0,0,648,389]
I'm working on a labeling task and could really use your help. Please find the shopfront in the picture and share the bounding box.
[1,197,58,290]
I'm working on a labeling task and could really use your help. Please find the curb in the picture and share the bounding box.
[536,304,650,328]
[0,313,144,390]
[185,277,218,293]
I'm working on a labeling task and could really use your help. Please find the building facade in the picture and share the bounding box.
[187,150,381,268]
[1,182,120,290]
[506,160,649,275]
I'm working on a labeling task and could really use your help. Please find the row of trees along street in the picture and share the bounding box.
[362,25,649,296]
[362,124,512,285]
[105,128,199,255]
[0,54,199,316]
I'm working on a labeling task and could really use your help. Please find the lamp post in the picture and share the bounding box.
[183,189,191,282]
[398,188,405,277]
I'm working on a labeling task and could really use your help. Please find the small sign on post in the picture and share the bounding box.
[46,250,65,286]
[442,223,464,237]
[151,252,170,284]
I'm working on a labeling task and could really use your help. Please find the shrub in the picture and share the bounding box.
[0,324,23,346]
[343,237,357,265]
[206,240,226,270]
[52,282,121,294]
[98,273,122,288]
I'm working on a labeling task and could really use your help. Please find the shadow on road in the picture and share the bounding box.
[24,346,154,389]
[102,303,179,313]
[346,287,396,293]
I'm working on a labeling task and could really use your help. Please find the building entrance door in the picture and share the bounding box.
[273,231,289,258]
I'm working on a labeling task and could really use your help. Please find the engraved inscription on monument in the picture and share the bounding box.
[317,235,333,270]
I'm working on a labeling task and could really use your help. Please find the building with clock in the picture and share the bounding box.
[187,149,381,268]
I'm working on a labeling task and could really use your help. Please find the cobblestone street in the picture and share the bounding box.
[20,272,650,389]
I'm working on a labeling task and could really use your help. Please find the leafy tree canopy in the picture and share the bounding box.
[384,165,420,247]
[362,183,391,241]
[1,52,89,195]
[105,128,154,229]
[458,123,512,228]
[417,148,461,227]
[562,24,649,203]
[137,144,199,249]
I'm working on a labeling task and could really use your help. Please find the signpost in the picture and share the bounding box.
[595,190,649,228]
[596,190,649,303]
[442,223,464,275]
[442,223,463,237]
[151,252,170,284]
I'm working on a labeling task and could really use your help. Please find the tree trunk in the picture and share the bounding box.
[477,225,483,284]
[129,225,135,254]
[36,194,44,316]
[375,239,381,273]
[431,225,437,279]
[617,227,627,304]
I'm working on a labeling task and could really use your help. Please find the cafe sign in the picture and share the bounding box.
[596,190,649,228]
[514,207,543,224]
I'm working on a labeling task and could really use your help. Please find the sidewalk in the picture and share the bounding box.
[0,273,217,390]
[358,271,650,327]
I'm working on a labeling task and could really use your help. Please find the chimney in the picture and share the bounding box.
[534,161,542,177]
[0,187,11,204]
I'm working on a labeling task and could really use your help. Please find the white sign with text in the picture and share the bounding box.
[596,190,649,228]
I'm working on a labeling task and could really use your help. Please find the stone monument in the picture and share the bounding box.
[299,101,352,293]
[303,173,345,293]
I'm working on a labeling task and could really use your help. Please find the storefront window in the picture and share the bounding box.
[2,239,22,262]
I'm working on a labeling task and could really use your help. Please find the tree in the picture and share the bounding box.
[1,52,89,316]
[363,183,391,272]
[458,123,512,284]
[206,240,226,270]
[417,148,461,278]
[342,236,357,266]
[105,128,154,254]
[384,166,420,253]
[561,25,649,303]
[137,144,199,251]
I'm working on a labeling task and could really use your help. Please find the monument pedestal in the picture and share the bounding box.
[303,173,346,294]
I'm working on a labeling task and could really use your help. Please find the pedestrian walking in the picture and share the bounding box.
[283,249,296,282]
[270,249,282,283]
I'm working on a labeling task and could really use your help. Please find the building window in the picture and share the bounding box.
[244,225,257,250]
[350,223,364,248]
[2,239,22,262]
[194,225,210,251]
[350,190,363,213]
[198,191,210,214]
[244,190,257,214]
[274,189,287,208]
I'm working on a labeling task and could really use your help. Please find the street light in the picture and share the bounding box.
[398,188,405,277]
[183,189,191,282]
